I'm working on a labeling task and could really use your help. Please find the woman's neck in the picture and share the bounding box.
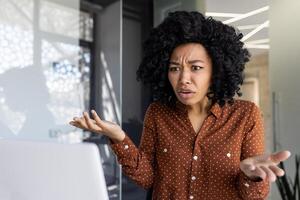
[187,97,211,116]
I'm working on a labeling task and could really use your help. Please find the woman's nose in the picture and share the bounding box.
[179,70,191,84]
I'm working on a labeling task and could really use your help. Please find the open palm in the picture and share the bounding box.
[240,151,291,182]
[69,110,125,142]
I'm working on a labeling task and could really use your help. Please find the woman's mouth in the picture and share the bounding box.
[178,91,195,99]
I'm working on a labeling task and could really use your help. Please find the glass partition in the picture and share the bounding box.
[0,0,82,140]
[0,0,122,199]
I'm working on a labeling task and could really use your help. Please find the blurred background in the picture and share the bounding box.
[0,0,299,199]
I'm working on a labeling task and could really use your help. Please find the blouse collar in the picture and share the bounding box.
[175,99,222,118]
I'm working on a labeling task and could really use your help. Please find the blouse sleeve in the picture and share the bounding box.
[237,103,270,200]
[109,103,157,189]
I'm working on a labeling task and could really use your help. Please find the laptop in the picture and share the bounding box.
[0,139,109,200]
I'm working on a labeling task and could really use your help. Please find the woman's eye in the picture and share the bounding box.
[169,66,180,72]
[192,65,203,70]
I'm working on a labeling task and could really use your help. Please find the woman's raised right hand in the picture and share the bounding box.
[69,110,125,143]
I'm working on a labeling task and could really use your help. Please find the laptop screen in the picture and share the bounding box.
[0,139,109,200]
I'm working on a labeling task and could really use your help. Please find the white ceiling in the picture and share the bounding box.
[205,0,269,56]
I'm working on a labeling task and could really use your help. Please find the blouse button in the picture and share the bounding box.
[163,148,168,152]
[193,156,198,160]
[124,145,129,150]
[189,195,194,199]
[244,183,250,187]
[191,176,196,181]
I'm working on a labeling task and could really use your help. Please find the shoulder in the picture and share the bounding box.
[143,101,171,129]
[145,101,176,118]
[227,99,261,116]
[225,99,260,115]
[232,99,256,109]
[146,101,170,113]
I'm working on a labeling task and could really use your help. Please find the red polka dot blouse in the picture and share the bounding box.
[110,99,270,200]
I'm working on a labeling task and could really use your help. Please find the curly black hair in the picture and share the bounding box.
[136,11,250,107]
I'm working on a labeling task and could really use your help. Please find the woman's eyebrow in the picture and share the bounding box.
[169,61,180,65]
[169,60,205,65]
[188,60,205,64]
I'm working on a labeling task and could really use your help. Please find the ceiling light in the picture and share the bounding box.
[223,6,269,24]
[205,12,242,18]
[237,24,265,30]
[244,44,269,49]
[246,39,269,44]
[241,21,269,42]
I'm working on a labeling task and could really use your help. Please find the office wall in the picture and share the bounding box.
[98,1,122,125]
[269,0,300,199]
[243,53,272,153]
[122,18,142,123]
[154,0,205,26]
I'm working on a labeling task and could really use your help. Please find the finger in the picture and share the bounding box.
[91,110,103,125]
[69,121,82,129]
[74,116,88,128]
[270,150,291,164]
[69,121,76,126]
[269,165,285,177]
[254,154,270,163]
[240,162,256,172]
[251,166,267,180]
[261,166,276,182]
[73,116,84,123]
[83,112,95,129]
[246,163,255,171]
[73,117,96,124]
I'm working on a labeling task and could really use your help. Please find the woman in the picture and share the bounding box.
[70,11,290,200]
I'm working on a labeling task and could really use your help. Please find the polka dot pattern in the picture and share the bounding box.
[110,99,270,199]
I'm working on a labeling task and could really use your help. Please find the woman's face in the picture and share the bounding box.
[168,43,212,106]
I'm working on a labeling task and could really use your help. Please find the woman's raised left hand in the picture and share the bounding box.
[240,150,291,182]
